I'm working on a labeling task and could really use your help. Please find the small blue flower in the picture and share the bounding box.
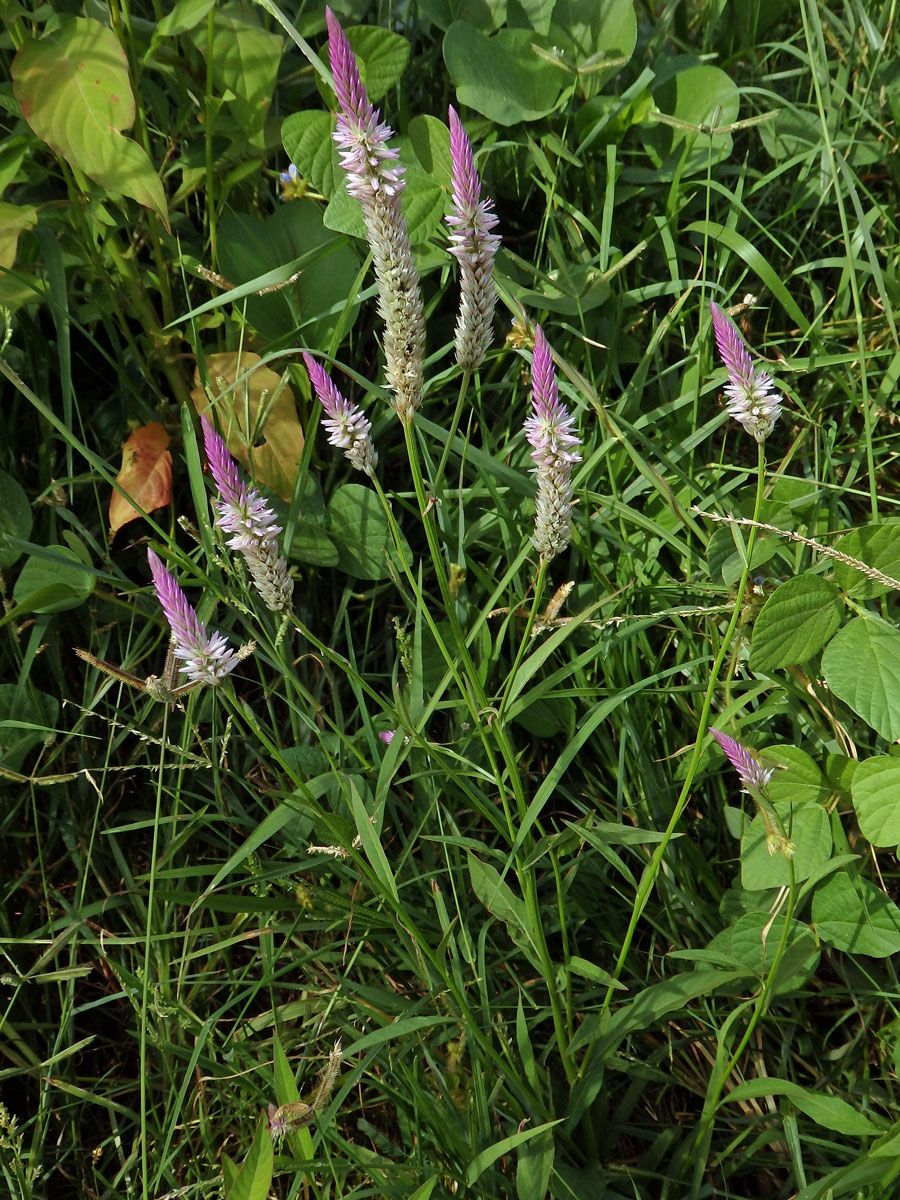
[280,162,299,185]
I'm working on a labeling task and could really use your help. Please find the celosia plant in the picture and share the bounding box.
[710,728,774,795]
[147,548,249,687]
[303,352,378,477]
[326,8,424,422]
[710,301,782,442]
[446,106,500,371]
[201,418,294,614]
[524,325,581,561]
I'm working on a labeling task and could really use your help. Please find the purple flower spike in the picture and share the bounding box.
[711,728,774,794]
[447,106,500,371]
[303,353,378,476]
[523,325,581,561]
[201,418,294,613]
[326,7,424,421]
[710,301,782,443]
[147,548,239,687]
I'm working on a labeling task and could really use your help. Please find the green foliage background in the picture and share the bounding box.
[4,1,900,1198]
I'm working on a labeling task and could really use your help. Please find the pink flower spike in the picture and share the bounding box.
[326,7,424,421]
[303,353,378,476]
[711,728,774,794]
[447,106,500,371]
[710,301,782,443]
[147,548,239,687]
[523,325,581,562]
[200,418,294,613]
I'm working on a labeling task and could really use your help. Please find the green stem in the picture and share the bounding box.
[205,9,218,269]
[402,416,575,1081]
[432,370,471,494]
[689,855,797,1197]
[594,441,767,1022]
[139,705,168,1200]
[497,556,548,723]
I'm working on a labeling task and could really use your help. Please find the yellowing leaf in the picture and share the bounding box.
[12,17,169,226]
[192,352,304,501]
[0,202,37,270]
[109,422,172,540]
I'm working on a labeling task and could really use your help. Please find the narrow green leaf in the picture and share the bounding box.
[467,853,541,969]
[466,1119,563,1185]
[516,1127,555,1200]
[224,1112,273,1200]
[725,1077,882,1137]
[349,777,399,904]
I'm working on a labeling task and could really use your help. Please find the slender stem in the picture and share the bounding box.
[205,9,217,269]
[689,855,797,1197]
[497,556,548,723]
[140,705,168,1200]
[401,416,575,1080]
[594,441,767,1024]
[432,370,471,493]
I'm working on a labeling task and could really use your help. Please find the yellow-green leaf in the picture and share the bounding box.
[12,17,168,226]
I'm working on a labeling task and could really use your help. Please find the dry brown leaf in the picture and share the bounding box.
[109,422,172,541]
[191,352,304,501]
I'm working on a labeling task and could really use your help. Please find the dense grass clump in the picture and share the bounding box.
[4,3,900,1199]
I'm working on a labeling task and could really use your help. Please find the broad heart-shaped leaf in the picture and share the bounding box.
[419,0,507,33]
[326,483,411,580]
[763,745,829,806]
[13,545,94,615]
[832,522,900,598]
[648,63,740,175]
[192,352,304,502]
[223,1111,272,1200]
[821,616,900,741]
[0,202,37,270]
[216,201,360,344]
[323,160,446,246]
[850,757,900,848]
[749,574,844,671]
[517,0,556,35]
[407,115,452,189]
[198,8,282,150]
[443,24,565,125]
[288,521,339,568]
[548,0,637,95]
[108,422,172,540]
[0,468,33,570]
[812,870,900,957]
[740,799,832,890]
[282,111,337,197]
[12,17,168,225]
[0,684,58,773]
[346,26,411,102]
